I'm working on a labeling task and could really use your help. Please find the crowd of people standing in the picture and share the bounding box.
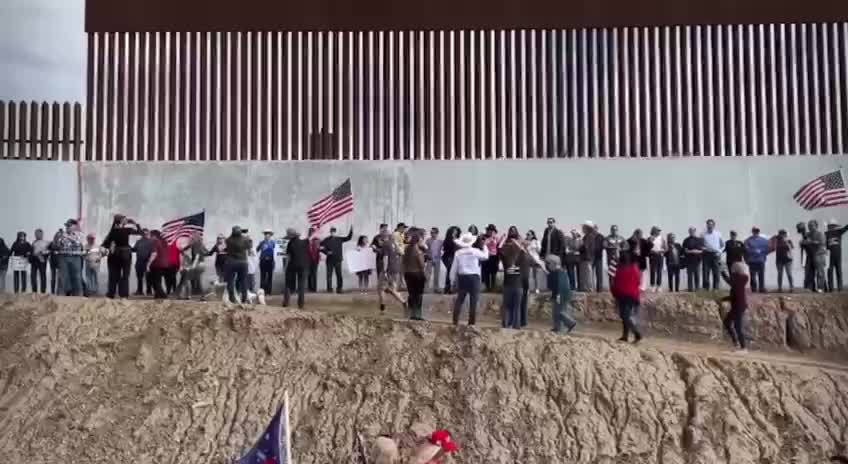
[2,214,845,353]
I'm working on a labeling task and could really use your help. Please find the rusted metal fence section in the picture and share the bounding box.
[0,101,84,160]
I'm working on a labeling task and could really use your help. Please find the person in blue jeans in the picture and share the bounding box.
[744,227,770,293]
[499,227,525,329]
[57,219,85,297]
[545,254,576,333]
[450,233,489,326]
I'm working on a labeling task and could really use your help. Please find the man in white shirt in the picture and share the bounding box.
[701,219,724,290]
[450,232,489,326]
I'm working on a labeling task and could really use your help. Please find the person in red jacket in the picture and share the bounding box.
[165,240,182,295]
[611,250,642,344]
[307,228,321,293]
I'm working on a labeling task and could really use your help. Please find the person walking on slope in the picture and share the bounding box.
[721,261,750,352]
[450,232,489,326]
[373,226,407,313]
[611,251,643,344]
[546,254,577,334]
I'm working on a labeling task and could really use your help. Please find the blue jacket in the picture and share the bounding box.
[257,239,277,260]
[744,235,770,264]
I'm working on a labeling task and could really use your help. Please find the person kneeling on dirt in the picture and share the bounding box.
[721,261,750,352]
[611,251,642,344]
[545,254,577,334]
[372,429,458,464]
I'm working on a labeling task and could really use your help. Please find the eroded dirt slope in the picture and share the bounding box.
[0,296,846,464]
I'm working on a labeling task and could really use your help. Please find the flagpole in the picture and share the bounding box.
[284,391,293,464]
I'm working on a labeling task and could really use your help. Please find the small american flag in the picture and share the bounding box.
[794,170,848,211]
[307,179,354,228]
[161,211,206,245]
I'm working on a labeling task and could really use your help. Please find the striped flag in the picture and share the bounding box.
[607,258,617,278]
[307,179,354,228]
[794,170,848,211]
[161,211,205,244]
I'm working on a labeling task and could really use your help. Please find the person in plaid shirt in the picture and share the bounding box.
[57,219,85,296]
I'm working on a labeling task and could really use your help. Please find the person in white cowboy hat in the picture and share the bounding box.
[256,229,277,295]
[449,232,489,326]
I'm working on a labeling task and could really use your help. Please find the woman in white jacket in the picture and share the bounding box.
[450,232,489,326]
[526,229,542,293]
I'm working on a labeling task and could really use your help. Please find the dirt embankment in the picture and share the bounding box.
[421,291,848,357]
[0,295,846,464]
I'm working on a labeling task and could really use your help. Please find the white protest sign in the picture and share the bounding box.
[345,249,376,274]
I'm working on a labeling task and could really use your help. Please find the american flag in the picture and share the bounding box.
[238,393,292,464]
[161,211,206,244]
[307,179,354,228]
[794,170,848,211]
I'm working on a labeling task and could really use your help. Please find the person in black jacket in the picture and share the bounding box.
[540,217,566,260]
[224,226,251,304]
[10,232,33,293]
[284,228,309,308]
[627,229,652,290]
[320,226,353,293]
[0,238,10,294]
[441,226,461,294]
[101,214,143,299]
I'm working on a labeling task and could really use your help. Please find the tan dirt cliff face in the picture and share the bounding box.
[0,295,846,464]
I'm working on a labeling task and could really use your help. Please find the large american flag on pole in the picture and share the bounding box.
[793,170,848,211]
[161,211,206,244]
[307,179,354,228]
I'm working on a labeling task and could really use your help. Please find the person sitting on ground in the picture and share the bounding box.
[721,261,750,353]
[611,251,642,344]
[546,254,576,334]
